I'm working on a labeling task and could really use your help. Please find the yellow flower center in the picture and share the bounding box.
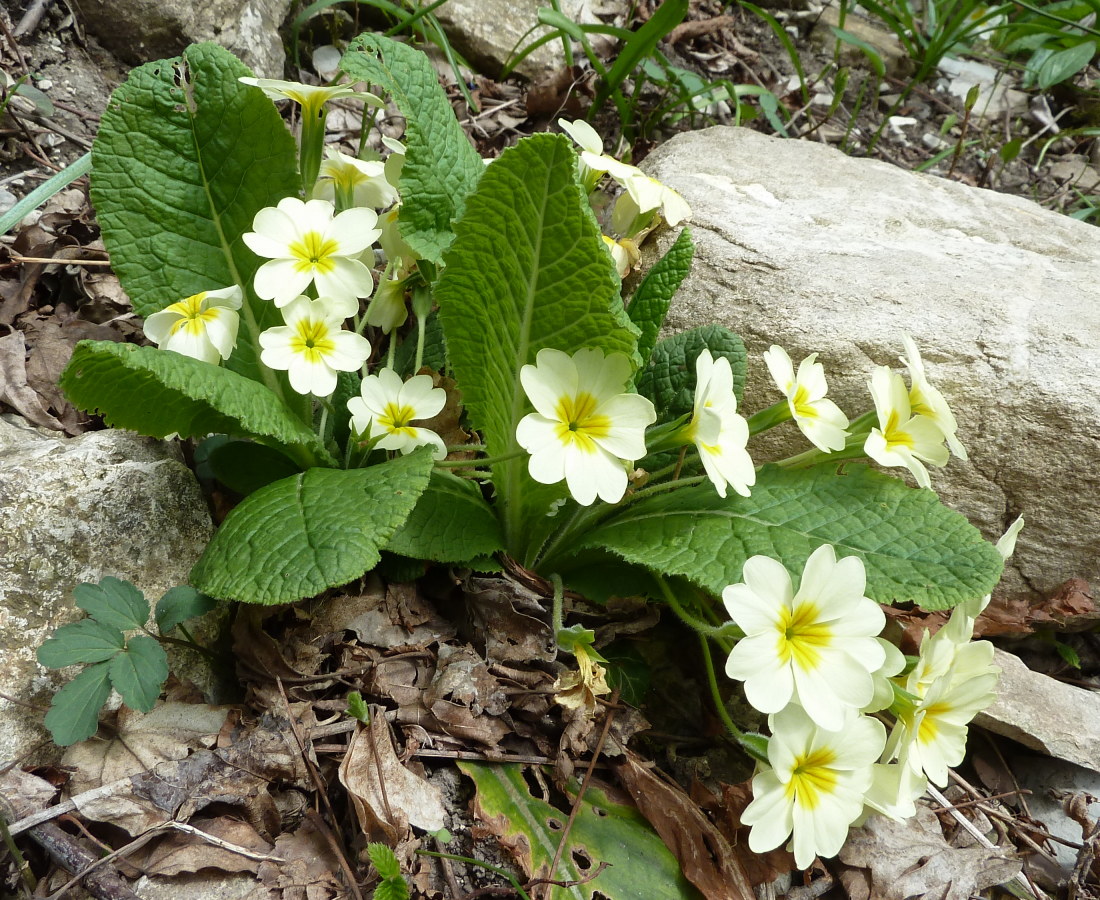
[776,600,832,671]
[378,401,418,439]
[916,700,950,745]
[167,292,218,336]
[785,746,840,811]
[791,385,820,420]
[553,391,611,454]
[289,230,339,275]
[882,409,914,450]
[909,387,934,419]
[290,318,335,363]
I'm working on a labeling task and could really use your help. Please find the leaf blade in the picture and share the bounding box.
[108,636,169,713]
[581,464,1003,610]
[155,586,218,633]
[628,228,694,369]
[44,662,113,747]
[37,620,126,668]
[384,471,504,562]
[191,449,436,604]
[72,577,148,631]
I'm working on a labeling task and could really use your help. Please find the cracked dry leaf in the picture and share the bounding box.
[464,573,556,664]
[258,815,344,900]
[838,807,1022,900]
[339,712,446,842]
[0,769,58,820]
[311,580,455,649]
[63,703,230,793]
[130,816,273,877]
[0,329,65,430]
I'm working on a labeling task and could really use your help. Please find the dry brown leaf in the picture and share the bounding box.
[131,816,273,876]
[338,712,446,843]
[0,329,65,429]
[838,807,1021,900]
[615,750,755,900]
[258,815,344,900]
[0,768,58,820]
[692,779,796,888]
[310,579,455,649]
[464,573,556,664]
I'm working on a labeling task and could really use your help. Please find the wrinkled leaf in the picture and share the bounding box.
[582,464,1003,610]
[629,228,694,370]
[192,449,435,604]
[384,470,504,562]
[638,324,747,419]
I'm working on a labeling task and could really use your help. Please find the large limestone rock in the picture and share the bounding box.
[0,416,213,762]
[642,126,1100,602]
[434,0,625,80]
[77,0,291,77]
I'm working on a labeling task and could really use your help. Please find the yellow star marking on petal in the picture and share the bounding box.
[776,600,833,671]
[289,231,340,275]
[553,390,612,454]
[289,318,336,363]
[785,746,840,811]
[166,292,220,336]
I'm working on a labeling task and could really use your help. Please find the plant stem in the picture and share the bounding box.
[433,448,528,469]
[655,574,736,645]
[549,573,566,641]
[416,851,532,900]
[698,634,770,765]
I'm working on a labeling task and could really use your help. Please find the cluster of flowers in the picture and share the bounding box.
[719,520,1018,869]
[520,334,965,508]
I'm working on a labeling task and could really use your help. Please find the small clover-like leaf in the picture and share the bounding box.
[43,661,112,747]
[72,577,148,631]
[155,586,217,633]
[108,636,169,713]
[37,619,125,668]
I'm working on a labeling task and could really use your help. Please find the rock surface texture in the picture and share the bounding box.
[77,0,291,77]
[434,0,623,80]
[642,126,1099,602]
[0,416,213,762]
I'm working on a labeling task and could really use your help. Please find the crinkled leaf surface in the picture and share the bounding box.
[37,620,125,668]
[191,449,435,604]
[73,576,148,631]
[44,662,113,747]
[384,470,503,562]
[629,228,694,370]
[61,341,335,470]
[435,133,637,553]
[108,636,169,713]
[459,761,700,899]
[581,465,1003,610]
[91,42,298,379]
[340,34,483,263]
[638,324,746,419]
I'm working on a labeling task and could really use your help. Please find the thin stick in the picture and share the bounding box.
[543,689,620,900]
[11,255,110,266]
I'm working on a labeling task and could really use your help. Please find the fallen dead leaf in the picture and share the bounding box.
[129,815,273,876]
[838,807,1021,900]
[0,329,65,429]
[463,572,556,665]
[338,711,447,843]
[615,750,755,900]
[258,814,345,900]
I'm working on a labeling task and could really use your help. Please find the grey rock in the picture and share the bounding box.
[642,126,1100,602]
[135,873,273,900]
[1012,753,1100,871]
[434,0,626,80]
[77,0,291,78]
[976,649,1100,773]
[0,416,213,763]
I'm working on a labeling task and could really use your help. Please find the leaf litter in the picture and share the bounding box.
[3,5,1100,898]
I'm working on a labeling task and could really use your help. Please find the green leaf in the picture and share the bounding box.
[207,439,302,495]
[628,228,694,370]
[37,620,125,668]
[91,42,299,379]
[1037,39,1095,88]
[72,576,148,631]
[191,449,435,604]
[594,0,690,114]
[581,464,1003,610]
[435,133,638,553]
[155,586,218,633]
[458,762,701,899]
[637,324,746,419]
[44,662,112,747]
[367,843,403,881]
[373,879,410,900]
[60,341,336,470]
[340,34,484,263]
[384,471,503,562]
[108,635,169,713]
[601,641,652,707]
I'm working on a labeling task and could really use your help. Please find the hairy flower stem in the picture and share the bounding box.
[699,634,770,765]
[655,575,737,647]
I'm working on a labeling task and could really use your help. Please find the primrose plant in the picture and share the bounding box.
[57,34,1011,867]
